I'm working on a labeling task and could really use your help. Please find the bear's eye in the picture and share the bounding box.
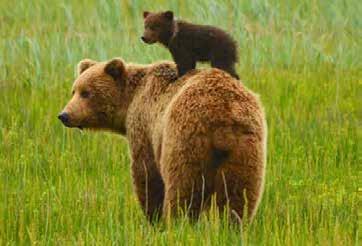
[80,90,90,98]
[71,90,75,96]
[149,24,159,31]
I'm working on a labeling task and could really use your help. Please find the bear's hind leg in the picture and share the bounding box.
[211,59,239,80]
[214,160,264,223]
[162,164,216,220]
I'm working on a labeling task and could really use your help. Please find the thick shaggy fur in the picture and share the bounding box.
[142,11,240,79]
[59,58,266,223]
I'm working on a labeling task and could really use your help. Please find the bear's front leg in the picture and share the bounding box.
[130,144,164,223]
[171,49,196,78]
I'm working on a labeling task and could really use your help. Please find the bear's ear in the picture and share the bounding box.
[163,11,173,20]
[104,58,126,83]
[143,11,150,19]
[78,59,97,75]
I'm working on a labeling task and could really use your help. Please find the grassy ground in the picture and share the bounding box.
[0,0,360,245]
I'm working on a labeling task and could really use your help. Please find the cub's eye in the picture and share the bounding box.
[71,90,75,96]
[149,25,159,31]
[80,90,90,98]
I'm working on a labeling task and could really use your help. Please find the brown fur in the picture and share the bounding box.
[59,58,266,223]
[142,11,240,79]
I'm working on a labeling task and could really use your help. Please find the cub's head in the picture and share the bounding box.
[141,10,174,45]
[58,58,130,134]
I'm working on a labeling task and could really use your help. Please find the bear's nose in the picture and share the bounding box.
[141,36,147,42]
[58,112,69,125]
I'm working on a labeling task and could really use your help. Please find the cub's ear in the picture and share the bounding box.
[104,58,126,83]
[78,59,97,75]
[143,11,150,19]
[163,11,173,20]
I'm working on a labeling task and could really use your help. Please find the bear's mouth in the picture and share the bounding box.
[60,121,83,130]
[141,36,156,44]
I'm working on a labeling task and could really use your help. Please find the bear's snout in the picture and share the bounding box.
[141,36,147,43]
[141,36,155,44]
[58,112,70,126]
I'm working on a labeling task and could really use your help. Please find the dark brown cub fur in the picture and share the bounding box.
[141,11,240,79]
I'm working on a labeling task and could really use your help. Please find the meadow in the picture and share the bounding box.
[0,0,360,244]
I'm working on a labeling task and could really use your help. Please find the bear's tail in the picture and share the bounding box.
[210,148,229,169]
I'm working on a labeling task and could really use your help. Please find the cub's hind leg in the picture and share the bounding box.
[211,59,239,79]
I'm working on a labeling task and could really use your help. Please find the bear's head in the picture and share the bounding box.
[141,10,174,45]
[58,58,132,134]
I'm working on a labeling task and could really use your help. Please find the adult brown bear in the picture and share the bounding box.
[58,58,267,223]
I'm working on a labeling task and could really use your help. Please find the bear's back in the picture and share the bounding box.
[127,64,264,143]
[167,68,263,124]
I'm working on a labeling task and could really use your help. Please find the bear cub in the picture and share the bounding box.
[141,10,240,80]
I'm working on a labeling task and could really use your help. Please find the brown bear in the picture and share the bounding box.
[141,11,240,80]
[58,58,266,223]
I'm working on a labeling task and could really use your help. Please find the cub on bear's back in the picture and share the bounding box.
[141,10,240,80]
[58,58,266,224]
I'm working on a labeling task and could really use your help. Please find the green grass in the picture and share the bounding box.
[0,0,360,244]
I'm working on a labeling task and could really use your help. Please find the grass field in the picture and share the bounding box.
[0,0,360,244]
